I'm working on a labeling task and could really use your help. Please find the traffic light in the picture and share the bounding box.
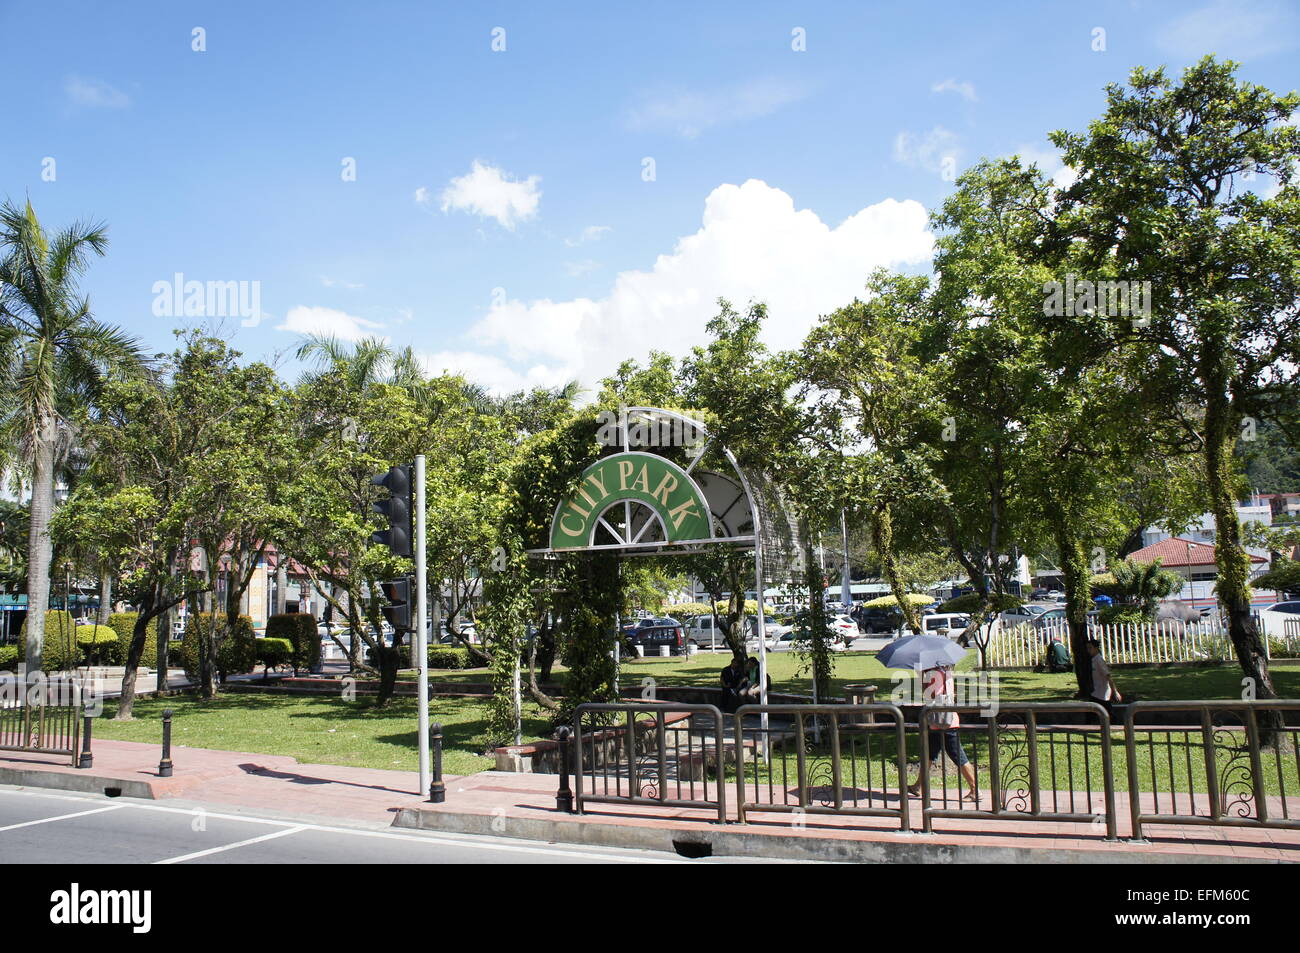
[379,577,412,632]
[371,465,412,556]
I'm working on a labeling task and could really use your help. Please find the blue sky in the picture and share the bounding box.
[1,0,1297,393]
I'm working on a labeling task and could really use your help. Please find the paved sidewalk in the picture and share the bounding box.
[0,740,431,826]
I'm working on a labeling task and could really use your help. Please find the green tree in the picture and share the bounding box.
[0,200,143,673]
[1050,58,1300,701]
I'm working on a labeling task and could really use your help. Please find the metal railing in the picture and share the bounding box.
[558,699,1300,845]
[0,678,85,767]
[1124,700,1300,841]
[732,703,910,831]
[917,702,1116,838]
[572,702,726,823]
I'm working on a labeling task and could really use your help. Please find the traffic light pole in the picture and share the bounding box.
[414,455,431,799]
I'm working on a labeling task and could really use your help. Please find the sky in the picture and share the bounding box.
[1,0,1297,396]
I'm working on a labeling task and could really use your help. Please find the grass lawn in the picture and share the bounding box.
[94,693,552,776]
[420,651,1300,703]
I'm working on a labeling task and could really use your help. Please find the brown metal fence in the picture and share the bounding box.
[917,702,1117,838]
[0,678,84,766]
[732,703,911,830]
[1124,700,1300,841]
[562,698,1300,844]
[572,702,726,823]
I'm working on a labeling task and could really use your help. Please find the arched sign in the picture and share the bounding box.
[549,451,714,551]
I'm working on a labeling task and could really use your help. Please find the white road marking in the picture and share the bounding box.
[0,803,125,832]
[0,787,688,862]
[155,826,307,864]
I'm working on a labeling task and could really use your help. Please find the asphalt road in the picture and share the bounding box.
[0,786,781,865]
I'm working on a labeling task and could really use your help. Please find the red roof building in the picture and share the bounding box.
[1127,537,1266,569]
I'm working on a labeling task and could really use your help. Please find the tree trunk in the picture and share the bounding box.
[275,556,288,615]
[116,604,156,720]
[1204,395,1278,706]
[374,644,400,706]
[96,570,112,626]
[23,418,57,677]
[1054,515,1094,699]
[872,503,920,633]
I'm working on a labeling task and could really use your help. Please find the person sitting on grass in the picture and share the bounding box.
[720,655,746,713]
[1045,635,1071,673]
[907,663,979,802]
[742,655,770,702]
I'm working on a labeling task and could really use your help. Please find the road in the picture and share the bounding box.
[0,786,781,865]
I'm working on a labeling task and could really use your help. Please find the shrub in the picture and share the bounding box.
[428,646,468,669]
[76,624,119,665]
[1099,605,1148,625]
[17,611,80,672]
[255,637,293,675]
[180,613,256,682]
[106,612,160,670]
[0,645,18,672]
[268,612,320,674]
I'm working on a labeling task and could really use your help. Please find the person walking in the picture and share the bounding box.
[908,663,979,802]
[1086,638,1122,716]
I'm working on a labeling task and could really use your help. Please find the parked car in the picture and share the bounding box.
[999,604,1047,626]
[628,621,687,656]
[921,613,970,641]
[860,607,904,634]
[1258,601,1300,637]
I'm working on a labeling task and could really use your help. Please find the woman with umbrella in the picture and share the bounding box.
[877,632,979,802]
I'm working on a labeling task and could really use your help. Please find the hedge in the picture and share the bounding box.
[267,613,320,674]
[428,646,469,669]
[106,612,160,670]
[0,645,17,672]
[255,637,293,674]
[76,624,119,665]
[16,611,79,672]
[180,613,256,682]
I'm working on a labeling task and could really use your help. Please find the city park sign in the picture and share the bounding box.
[549,451,714,551]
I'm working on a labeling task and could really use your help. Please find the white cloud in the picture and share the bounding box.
[893,126,961,175]
[276,305,385,342]
[931,78,977,102]
[416,350,569,395]
[65,76,129,109]
[565,225,612,247]
[434,161,541,230]
[626,77,806,138]
[1157,0,1299,59]
[413,186,431,204]
[564,259,600,277]
[452,179,934,391]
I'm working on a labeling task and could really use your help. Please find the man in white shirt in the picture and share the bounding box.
[1087,638,1122,716]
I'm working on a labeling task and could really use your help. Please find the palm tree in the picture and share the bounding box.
[0,200,144,672]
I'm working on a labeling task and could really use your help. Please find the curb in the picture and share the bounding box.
[0,764,158,800]
[390,806,1274,864]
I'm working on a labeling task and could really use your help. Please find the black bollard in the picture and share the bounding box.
[158,709,173,777]
[78,715,93,769]
[555,725,574,813]
[429,722,446,803]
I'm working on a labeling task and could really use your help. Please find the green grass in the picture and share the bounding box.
[419,651,1300,703]
[94,693,552,776]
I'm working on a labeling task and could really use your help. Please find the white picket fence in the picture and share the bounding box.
[985,619,1239,668]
